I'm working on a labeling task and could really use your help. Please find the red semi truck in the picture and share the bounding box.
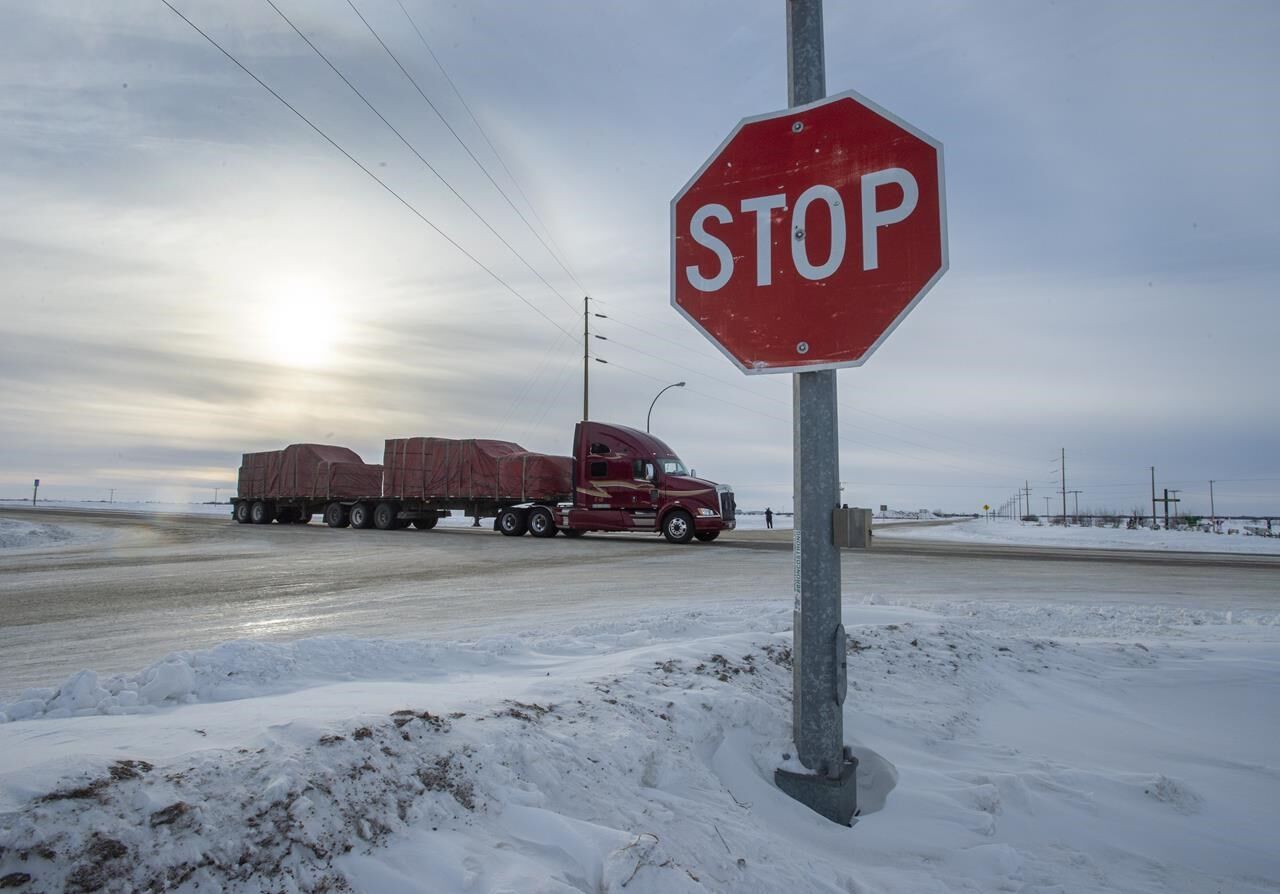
[230,421,736,544]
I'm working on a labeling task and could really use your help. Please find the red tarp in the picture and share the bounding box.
[237,444,382,501]
[382,437,572,502]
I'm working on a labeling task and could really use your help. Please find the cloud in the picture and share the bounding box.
[1,1,1277,512]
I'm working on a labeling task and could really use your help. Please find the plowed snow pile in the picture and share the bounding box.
[1,600,1277,893]
[878,516,1280,554]
[0,518,99,552]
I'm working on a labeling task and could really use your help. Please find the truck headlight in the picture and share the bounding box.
[697,508,718,517]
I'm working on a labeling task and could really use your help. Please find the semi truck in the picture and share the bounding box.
[230,421,735,544]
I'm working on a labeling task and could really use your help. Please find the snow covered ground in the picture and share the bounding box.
[0,517,105,553]
[1,594,1277,892]
[1,500,233,517]
[877,516,1280,554]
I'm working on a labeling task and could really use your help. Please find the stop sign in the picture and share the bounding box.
[671,90,947,374]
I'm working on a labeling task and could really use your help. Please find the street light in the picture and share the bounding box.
[646,381,686,432]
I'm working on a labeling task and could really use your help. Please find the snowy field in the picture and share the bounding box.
[877,516,1280,555]
[2,596,1278,891]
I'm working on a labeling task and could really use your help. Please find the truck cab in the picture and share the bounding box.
[555,421,735,543]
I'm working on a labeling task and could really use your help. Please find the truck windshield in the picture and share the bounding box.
[658,457,688,476]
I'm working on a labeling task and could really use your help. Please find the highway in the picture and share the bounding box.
[2,506,1277,697]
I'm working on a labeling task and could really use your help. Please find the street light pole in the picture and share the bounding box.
[646,382,686,432]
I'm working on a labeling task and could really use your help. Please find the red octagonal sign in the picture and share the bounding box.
[671,90,947,374]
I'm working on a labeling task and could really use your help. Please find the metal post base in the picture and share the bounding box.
[775,755,859,826]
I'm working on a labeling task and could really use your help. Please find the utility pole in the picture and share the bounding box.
[1209,480,1216,531]
[1067,489,1082,521]
[109,488,115,504]
[1060,447,1067,525]
[1155,488,1181,530]
[1044,495,1051,518]
[1169,489,1182,527]
[773,0,856,826]
[213,487,219,505]
[1022,480,1031,520]
[582,296,590,421]
[1151,466,1157,529]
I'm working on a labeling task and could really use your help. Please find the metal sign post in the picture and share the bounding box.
[771,0,858,826]
[668,0,947,829]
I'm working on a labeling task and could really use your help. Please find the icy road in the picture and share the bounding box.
[1,506,1276,700]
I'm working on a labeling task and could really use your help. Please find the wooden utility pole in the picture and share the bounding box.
[582,296,590,421]
[1151,466,1157,529]
[1060,448,1067,524]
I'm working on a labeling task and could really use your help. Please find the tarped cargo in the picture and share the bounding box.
[382,437,572,502]
[237,444,382,500]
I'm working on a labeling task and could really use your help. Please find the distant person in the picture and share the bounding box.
[765,507,773,529]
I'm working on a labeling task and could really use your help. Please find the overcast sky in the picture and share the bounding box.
[2,1,1277,516]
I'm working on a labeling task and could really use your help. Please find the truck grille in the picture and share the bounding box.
[718,488,736,523]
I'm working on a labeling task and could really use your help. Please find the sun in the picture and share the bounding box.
[261,276,340,368]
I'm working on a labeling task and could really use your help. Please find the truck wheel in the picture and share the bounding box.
[662,510,694,544]
[374,502,400,531]
[413,515,438,530]
[497,508,527,537]
[561,528,586,539]
[250,501,275,525]
[234,501,252,524]
[324,502,350,528]
[350,502,374,529]
[528,507,557,538]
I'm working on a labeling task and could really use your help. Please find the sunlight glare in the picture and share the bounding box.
[261,276,340,368]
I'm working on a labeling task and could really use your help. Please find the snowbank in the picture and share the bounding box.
[877,516,1280,554]
[0,518,102,552]
[1,599,1277,892]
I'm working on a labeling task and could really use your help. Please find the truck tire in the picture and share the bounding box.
[694,530,720,543]
[497,507,527,537]
[350,502,374,529]
[413,515,438,530]
[527,506,557,538]
[324,502,350,528]
[662,510,694,544]
[250,501,275,525]
[234,501,252,524]
[374,502,400,531]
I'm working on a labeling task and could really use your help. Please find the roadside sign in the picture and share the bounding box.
[671,90,947,374]
[34,479,40,487]
[983,504,990,511]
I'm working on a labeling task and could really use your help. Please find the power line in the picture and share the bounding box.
[594,349,1014,477]
[344,0,579,316]
[157,0,576,341]
[392,0,587,297]
[595,302,1051,468]
[496,330,574,437]
[265,0,578,327]
[598,330,1016,475]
